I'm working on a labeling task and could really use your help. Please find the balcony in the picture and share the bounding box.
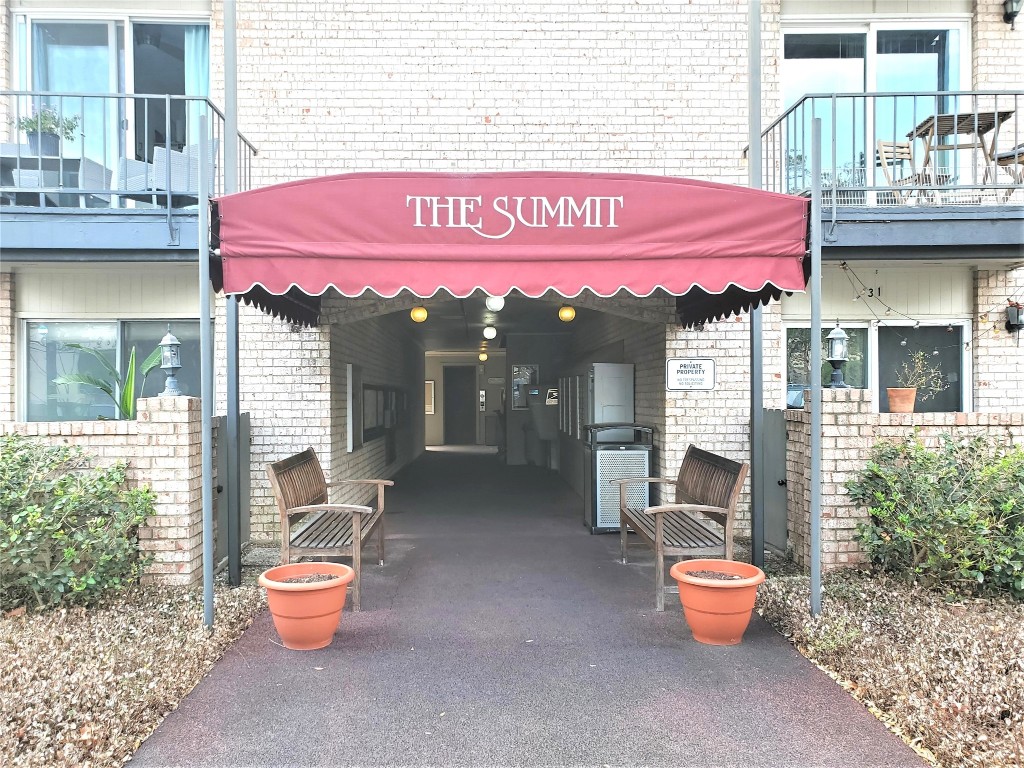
[761,91,1023,258]
[1,91,257,255]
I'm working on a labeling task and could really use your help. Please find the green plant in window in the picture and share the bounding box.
[14,105,80,141]
[895,350,949,402]
[53,344,163,420]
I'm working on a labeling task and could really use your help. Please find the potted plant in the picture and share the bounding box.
[258,562,355,650]
[15,105,80,156]
[669,559,765,645]
[886,349,948,413]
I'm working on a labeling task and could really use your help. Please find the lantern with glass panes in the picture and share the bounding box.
[158,326,183,396]
[826,322,850,388]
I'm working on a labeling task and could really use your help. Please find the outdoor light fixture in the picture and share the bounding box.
[478,352,488,362]
[484,296,505,312]
[483,325,497,340]
[1005,0,1022,27]
[825,321,850,388]
[558,305,576,322]
[410,306,428,323]
[158,325,183,396]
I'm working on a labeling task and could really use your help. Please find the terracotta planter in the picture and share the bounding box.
[886,387,917,413]
[259,562,354,650]
[669,559,766,646]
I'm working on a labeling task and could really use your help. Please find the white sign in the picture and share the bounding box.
[666,358,716,391]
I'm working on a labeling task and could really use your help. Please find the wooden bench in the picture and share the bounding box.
[615,445,748,611]
[266,448,393,611]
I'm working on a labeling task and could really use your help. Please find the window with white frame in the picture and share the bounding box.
[781,19,970,196]
[12,14,210,167]
[24,319,200,421]
[785,321,968,413]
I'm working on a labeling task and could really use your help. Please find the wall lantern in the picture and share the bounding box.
[558,305,576,322]
[825,322,850,388]
[478,352,488,362]
[484,296,505,312]
[483,325,497,340]
[1005,0,1022,27]
[1007,301,1024,332]
[410,306,428,323]
[158,325,183,396]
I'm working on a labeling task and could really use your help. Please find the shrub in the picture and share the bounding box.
[0,434,156,611]
[847,433,1024,599]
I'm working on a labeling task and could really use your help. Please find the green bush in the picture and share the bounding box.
[0,434,156,611]
[847,433,1024,599]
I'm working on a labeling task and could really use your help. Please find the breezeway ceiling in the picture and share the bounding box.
[376,294,589,353]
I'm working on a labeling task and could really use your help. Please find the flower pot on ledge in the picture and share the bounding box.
[669,559,765,646]
[886,387,917,413]
[259,562,355,650]
[27,132,60,157]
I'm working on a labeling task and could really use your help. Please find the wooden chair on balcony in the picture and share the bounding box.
[876,140,933,204]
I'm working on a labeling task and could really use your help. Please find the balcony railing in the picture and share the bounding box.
[762,90,1023,207]
[1,91,257,211]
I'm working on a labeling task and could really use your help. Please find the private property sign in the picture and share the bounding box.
[666,358,715,391]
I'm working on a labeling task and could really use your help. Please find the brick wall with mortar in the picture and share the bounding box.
[2,397,214,585]
[207,1,781,187]
[0,272,14,422]
[973,269,1024,412]
[785,388,1024,571]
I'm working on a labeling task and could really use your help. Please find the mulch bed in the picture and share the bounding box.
[757,569,1024,768]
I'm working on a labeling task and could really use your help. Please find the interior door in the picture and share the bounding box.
[443,366,477,445]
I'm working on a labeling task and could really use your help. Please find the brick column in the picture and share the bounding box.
[973,268,1024,412]
[136,397,204,585]
[785,388,876,571]
[0,272,15,421]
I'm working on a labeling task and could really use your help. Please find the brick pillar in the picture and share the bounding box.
[973,268,1024,412]
[786,388,876,571]
[136,396,204,585]
[0,272,15,421]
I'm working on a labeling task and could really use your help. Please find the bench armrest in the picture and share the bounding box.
[286,503,374,518]
[642,503,730,517]
[611,477,678,486]
[332,479,395,487]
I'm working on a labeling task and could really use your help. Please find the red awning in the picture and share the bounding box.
[211,172,808,326]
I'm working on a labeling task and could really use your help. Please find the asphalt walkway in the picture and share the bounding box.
[130,449,925,768]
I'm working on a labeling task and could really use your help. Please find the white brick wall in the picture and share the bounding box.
[973,269,1024,411]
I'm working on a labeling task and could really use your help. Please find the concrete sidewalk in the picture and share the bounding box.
[130,450,925,768]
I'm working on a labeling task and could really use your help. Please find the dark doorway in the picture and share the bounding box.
[444,366,477,445]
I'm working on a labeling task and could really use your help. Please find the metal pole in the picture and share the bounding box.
[810,118,823,616]
[199,116,214,628]
[224,0,242,587]
[748,0,765,570]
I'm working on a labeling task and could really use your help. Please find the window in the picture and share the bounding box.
[14,15,209,167]
[785,322,968,413]
[878,326,963,413]
[786,326,869,408]
[25,320,200,421]
[781,21,968,196]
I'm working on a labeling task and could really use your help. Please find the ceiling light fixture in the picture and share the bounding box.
[484,296,505,312]
[558,305,576,322]
[410,306,428,323]
[483,325,497,340]
[478,352,488,362]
